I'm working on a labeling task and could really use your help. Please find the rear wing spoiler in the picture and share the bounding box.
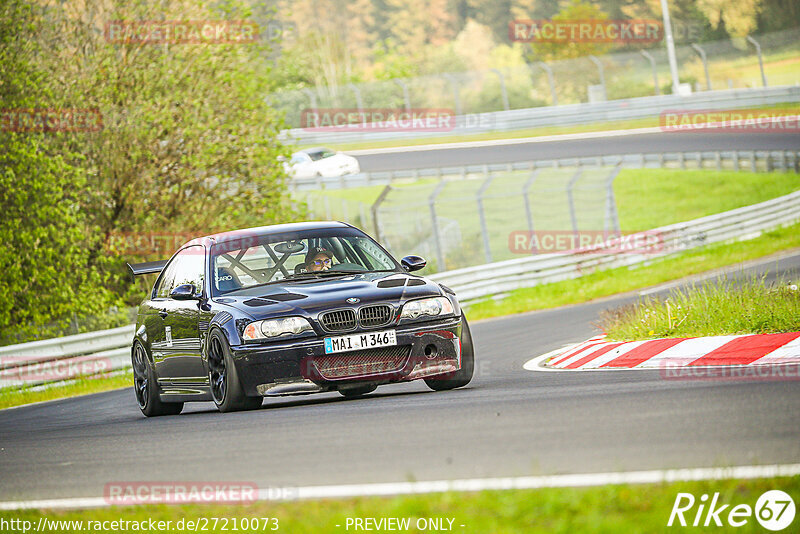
[127,260,169,277]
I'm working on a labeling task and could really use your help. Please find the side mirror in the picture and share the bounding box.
[170,283,199,300]
[401,255,427,272]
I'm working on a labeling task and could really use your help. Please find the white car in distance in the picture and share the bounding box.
[286,147,360,179]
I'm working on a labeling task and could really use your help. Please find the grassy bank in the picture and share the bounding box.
[0,372,131,410]
[599,275,800,341]
[466,223,800,321]
[301,169,800,240]
[3,476,797,533]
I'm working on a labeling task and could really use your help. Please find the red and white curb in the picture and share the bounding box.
[524,332,800,371]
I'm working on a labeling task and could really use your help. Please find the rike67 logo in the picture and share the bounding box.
[668,490,795,530]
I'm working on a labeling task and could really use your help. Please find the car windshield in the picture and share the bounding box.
[210,227,400,296]
[306,149,336,161]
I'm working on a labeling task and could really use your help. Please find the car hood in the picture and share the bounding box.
[211,272,443,320]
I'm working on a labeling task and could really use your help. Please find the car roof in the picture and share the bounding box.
[179,221,352,249]
[298,147,333,154]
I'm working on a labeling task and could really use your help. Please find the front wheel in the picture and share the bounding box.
[207,330,262,413]
[425,314,474,391]
[132,342,183,417]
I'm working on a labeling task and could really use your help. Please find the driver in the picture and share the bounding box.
[304,246,333,272]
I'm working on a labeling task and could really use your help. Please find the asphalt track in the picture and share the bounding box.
[1,252,799,503]
[356,131,800,171]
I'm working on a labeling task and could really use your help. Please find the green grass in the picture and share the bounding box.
[0,372,131,410]
[598,275,800,341]
[465,222,800,321]
[3,476,797,532]
[300,169,800,272]
[614,169,800,232]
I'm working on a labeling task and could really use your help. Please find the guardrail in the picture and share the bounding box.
[3,186,799,390]
[0,325,134,389]
[284,85,800,146]
[428,189,800,301]
[292,148,800,191]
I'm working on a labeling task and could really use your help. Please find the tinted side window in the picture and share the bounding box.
[172,247,205,295]
[153,261,178,299]
[152,246,205,299]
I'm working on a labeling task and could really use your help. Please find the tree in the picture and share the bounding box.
[528,0,613,61]
[0,0,118,342]
[2,0,298,339]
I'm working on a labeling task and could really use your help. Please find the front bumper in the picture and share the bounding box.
[231,317,462,396]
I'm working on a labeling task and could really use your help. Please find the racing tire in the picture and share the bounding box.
[424,314,474,391]
[339,384,378,398]
[132,342,183,417]
[208,330,262,413]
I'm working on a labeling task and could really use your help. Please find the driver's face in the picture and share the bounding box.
[308,254,332,271]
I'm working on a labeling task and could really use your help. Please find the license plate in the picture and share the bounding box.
[324,330,397,354]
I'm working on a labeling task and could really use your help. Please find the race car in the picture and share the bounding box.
[127,221,474,416]
[285,147,360,178]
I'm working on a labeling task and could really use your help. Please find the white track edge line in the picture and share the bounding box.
[2,464,799,511]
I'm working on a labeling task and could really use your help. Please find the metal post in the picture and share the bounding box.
[531,62,558,106]
[604,165,622,235]
[476,173,495,263]
[690,44,711,90]
[302,88,317,109]
[442,74,462,115]
[746,36,768,87]
[566,169,583,239]
[715,151,721,171]
[394,79,411,113]
[371,185,392,242]
[640,50,660,95]
[348,83,364,114]
[733,151,740,171]
[750,151,757,173]
[523,170,540,252]
[660,0,681,94]
[428,182,448,271]
[588,55,607,100]
[489,68,510,111]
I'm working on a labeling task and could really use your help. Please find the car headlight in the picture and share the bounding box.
[400,297,454,320]
[243,317,313,341]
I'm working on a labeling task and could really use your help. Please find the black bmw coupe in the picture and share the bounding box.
[127,222,474,416]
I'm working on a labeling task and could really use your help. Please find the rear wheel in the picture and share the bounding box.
[132,342,183,417]
[208,330,262,413]
[425,315,474,391]
[339,384,377,398]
